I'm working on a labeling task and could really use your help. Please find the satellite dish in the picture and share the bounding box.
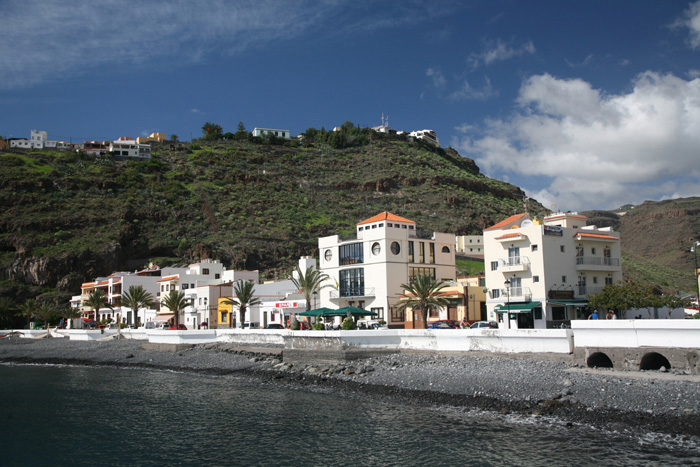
[521,220,534,227]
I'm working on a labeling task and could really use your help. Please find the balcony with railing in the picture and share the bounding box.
[491,287,532,302]
[575,256,620,271]
[498,256,530,272]
[329,286,376,301]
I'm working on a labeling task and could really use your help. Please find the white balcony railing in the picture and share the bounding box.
[499,256,530,272]
[575,257,620,268]
[329,287,376,300]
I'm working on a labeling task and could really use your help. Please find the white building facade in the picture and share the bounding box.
[484,213,623,329]
[456,235,484,256]
[252,128,291,139]
[318,212,456,328]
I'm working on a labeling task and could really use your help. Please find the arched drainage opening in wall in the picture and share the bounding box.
[640,352,671,371]
[587,352,614,368]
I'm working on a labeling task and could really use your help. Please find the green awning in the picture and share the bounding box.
[548,300,588,307]
[495,301,541,313]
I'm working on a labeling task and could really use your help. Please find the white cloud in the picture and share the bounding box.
[0,0,458,89]
[191,108,203,114]
[676,0,700,49]
[454,72,700,210]
[449,77,498,100]
[426,68,446,89]
[468,39,535,69]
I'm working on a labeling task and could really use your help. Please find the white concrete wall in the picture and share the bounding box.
[571,319,700,348]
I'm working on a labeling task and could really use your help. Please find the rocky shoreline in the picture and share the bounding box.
[2,338,699,439]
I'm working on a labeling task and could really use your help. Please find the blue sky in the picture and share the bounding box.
[2,0,699,212]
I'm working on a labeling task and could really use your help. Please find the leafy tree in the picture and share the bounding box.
[201,122,223,141]
[0,296,17,329]
[161,291,190,328]
[121,285,154,326]
[170,134,178,141]
[17,298,37,328]
[237,122,246,132]
[588,281,690,318]
[221,280,261,329]
[397,274,451,329]
[290,264,329,312]
[222,132,235,140]
[85,289,112,321]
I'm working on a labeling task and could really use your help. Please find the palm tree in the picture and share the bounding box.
[17,299,37,329]
[161,291,190,328]
[0,297,17,329]
[34,302,57,336]
[397,274,452,329]
[85,289,112,322]
[221,280,261,329]
[121,286,154,326]
[290,265,330,312]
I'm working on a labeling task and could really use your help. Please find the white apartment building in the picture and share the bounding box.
[456,235,484,256]
[30,129,47,149]
[408,129,439,147]
[318,212,456,328]
[483,213,623,329]
[252,128,291,139]
[10,139,30,149]
[109,137,151,159]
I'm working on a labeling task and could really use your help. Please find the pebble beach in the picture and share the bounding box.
[2,337,699,439]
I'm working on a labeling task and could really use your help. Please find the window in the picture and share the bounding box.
[371,307,384,320]
[203,268,210,275]
[429,243,435,263]
[358,227,363,231]
[372,242,381,255]
[533,276,539,283]
[441,246,450,253]
[339,268,364,297]
[408,241,415,262]
[402,225,407,229]
[531,244,538,252]
[593,277,598,284]
[409,226,414,230]
[605,277,613,286]
[419,242,425,263]
[391,242,400,255]
[182,284,189,290]
[491,261,498,271]
[479,278,485,287]
[340,243,363,265]
[378,223,383,227]
[220,312,227,323]
[560,245,565,252]
[391,306,405,322]
[409,267,436,281]
[372,224,377,229]
[387,223,393,227]
[562,275,567,284]
[491,289,500,299]
[576,246,584,257]
[215,274,220,279]
[591,248,596,255]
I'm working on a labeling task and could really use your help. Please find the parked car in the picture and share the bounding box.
[169,324,187,330]
[469,321,499,329]
[83,320,99,330]
[427,320,460,329]
[264,323,284,329]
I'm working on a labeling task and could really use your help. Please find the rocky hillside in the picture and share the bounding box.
[582,197,700,292]
[0,133,545,303]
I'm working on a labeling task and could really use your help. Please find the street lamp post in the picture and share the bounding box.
[692,242,700,310]
[504,279,511,328]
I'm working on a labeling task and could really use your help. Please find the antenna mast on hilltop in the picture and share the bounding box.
[381,113,389,131]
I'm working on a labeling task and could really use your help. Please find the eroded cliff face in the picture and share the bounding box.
[5,243,123,292]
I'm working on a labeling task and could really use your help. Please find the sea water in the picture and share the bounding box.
[0,365,697,466]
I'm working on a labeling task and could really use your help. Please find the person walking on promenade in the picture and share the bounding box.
[589,310,599,320]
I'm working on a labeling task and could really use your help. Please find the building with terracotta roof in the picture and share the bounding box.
[318,212,456,328]
[483,212,622,329]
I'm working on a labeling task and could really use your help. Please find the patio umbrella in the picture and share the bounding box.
[297,307,335,317]
[332,306,378,317]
